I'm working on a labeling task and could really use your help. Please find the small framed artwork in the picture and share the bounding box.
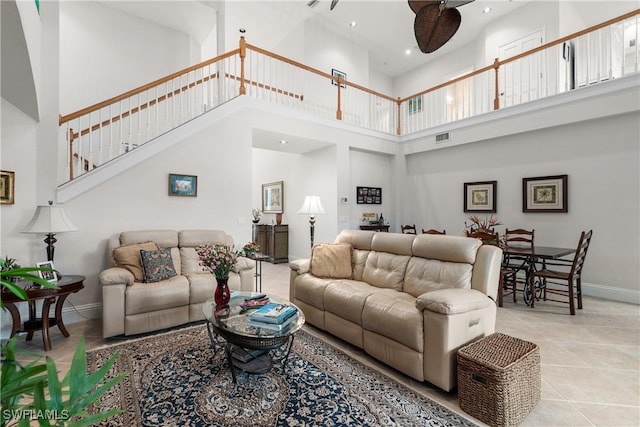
[408,95,423,115]
[36,261,57,283]
[356,186,382,204]
[262,181,284,213]
[523,175,568,213]
[168,174,197,197]
[331,69,347,89]
[464,181,497,213]
[0,170,15,205]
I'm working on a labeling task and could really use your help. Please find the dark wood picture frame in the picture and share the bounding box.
[464,181,497,213]
[356,186,382,205]
[523,175,568,213]
[168,174,198,197]
[0,170,15,205]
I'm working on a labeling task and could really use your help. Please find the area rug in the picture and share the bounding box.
[87,324,477,426]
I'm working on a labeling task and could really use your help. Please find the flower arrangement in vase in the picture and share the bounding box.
[251,208,261,224]
[464,214,502,235]
[240,241,260,257]
[196,244,240,306]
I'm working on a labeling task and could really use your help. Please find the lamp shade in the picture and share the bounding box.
[22,204,79,234]
[297,196,326,215]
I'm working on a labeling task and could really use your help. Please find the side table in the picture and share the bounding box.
[1,275,85,351]
[250,253,269,292]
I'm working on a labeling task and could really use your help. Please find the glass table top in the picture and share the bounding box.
[202,291,305,339]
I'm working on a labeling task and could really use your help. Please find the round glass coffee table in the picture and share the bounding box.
[202,292,305,388]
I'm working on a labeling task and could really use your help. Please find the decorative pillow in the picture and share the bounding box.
[140,248,177,283]
[113,242,159,282]
[309,243,354,279]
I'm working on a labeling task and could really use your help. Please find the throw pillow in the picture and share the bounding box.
[113,242,159,282]
[309,243,354,279]
[140,248,177,283]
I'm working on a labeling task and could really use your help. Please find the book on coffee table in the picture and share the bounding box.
[248,313,299,331]
[248,303,297,324]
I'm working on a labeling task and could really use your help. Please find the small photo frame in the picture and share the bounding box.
[464,181,497,213]
[0,170,15,205]
[262,181,284,213]
[523,175,568,213]
[36,261,57,283]
[408,96,423,115]
[331,69,347,89]
[168,174,197,197]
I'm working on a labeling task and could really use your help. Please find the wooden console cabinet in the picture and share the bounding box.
[252,224,289,264]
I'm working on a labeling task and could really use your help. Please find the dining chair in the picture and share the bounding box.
[401,224,417,234]
[467,230,515,308]
[503,228,535,304]
[528,230,593,315]
[422,228,446,235]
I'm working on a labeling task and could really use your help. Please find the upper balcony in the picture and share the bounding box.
[58,9,639,184]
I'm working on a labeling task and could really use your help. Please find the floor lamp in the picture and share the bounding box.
[22,201,79,262]
[297,195,326,249]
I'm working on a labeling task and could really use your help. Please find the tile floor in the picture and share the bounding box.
[8,262,640,426]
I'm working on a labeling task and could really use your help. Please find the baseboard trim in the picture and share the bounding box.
[582,282,640,305]
[0,302,102,339]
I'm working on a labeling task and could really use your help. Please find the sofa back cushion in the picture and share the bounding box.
[180,248,209,274]
[334,229,375,250]
[310,243,354,279]
[403,257,473,297]
[362,252,411,291]
[178,230,233,248]
[120,230,179,248]
[411,234,481,264]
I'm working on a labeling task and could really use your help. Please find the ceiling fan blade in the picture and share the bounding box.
[330,0,339,10]
[414,3,461,53]
[408,1,440,14]
[443,0,475,8]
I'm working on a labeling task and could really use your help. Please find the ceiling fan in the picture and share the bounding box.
[409,0,475,53]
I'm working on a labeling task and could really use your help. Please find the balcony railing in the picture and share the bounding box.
[59,9,639,183]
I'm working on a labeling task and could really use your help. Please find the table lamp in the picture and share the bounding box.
[22,201,78,262]
[297,195,326,249]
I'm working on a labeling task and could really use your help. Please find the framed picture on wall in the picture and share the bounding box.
[168,174,198,197]
[262,181,284,213]
[523,175,568,212]
[331,69,347,89]
[464,181,497,213]
[0,170,15,204]
[408,95,423,115]
[357,186,382,204]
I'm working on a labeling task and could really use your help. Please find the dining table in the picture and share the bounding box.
[501,245,576,307]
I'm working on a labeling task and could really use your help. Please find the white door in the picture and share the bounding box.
[499,30,544,107]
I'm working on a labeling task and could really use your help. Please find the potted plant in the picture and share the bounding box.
[1,262,125,426]
[251,208,261,224]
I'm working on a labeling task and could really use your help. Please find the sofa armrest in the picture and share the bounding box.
[99,267,134,286]
[233,256,254,272]
[289,258,310,274]
[416,288,494,315]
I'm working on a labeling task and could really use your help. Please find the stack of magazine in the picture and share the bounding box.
[248,303,298,331]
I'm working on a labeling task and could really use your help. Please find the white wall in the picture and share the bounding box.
[59,1,194,113]
[349,149,394,230]
[403,112,639,298]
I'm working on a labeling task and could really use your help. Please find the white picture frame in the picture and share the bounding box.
[36,261,58,283]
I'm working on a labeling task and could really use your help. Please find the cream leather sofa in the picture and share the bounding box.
[100,229,254,338]
[289,230,502,392]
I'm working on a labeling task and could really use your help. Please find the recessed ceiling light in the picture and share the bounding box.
[405,49,412,56]
[482,7,492,14]
[349,21,357,28]
[280,140,288,144]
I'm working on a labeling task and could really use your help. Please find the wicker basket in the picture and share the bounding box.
[457,333,540,427]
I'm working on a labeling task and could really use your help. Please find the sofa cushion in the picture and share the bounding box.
[403,257,473,297]
[140,248,177,283]
[416,288,493,315]
[293,274,333,310]
[310,243,353,279]
[180,247,209,275]
[324,280,381,324]
[120,230,178,248]
[125,275,189,315]
[362,290,424,352]
[412,234,481,264]
[113,242,159,282]
[362,251,410,291]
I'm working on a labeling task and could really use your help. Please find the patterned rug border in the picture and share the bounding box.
[88,323,479,426]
